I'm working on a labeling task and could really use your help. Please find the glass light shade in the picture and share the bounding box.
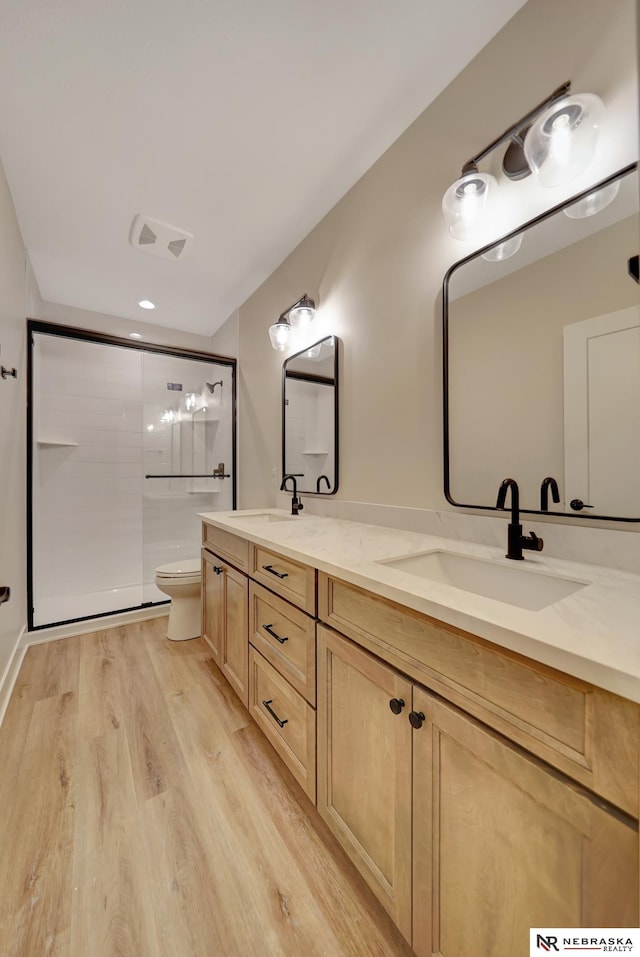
[185,392,198,411]
[160,409,175,424]
[524,93,604,188]
[288,297,315,329]
[269,317,291,351]
[563,179,620,219]
[481,233,523,262]
[442,170,497,240]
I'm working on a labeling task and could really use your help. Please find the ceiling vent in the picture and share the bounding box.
[130,215,193,261]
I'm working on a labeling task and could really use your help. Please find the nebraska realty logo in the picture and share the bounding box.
[531,929,640,954]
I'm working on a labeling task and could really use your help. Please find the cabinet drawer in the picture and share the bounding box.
[249,581,316,705]
[319,572,639,817]
[250,544,316,614]
[248,647,316,802]
[202,523,249,572]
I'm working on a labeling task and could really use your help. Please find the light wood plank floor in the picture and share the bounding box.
[0,617,413,957]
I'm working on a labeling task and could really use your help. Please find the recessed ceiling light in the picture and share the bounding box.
[129,332,143,339]
[138,300,155,310]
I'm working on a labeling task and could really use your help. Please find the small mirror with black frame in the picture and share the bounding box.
[282,335,339,494]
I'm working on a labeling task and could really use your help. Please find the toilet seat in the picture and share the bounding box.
[156,558,201,581]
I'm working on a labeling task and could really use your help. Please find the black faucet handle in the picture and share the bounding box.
[523,531,544,552]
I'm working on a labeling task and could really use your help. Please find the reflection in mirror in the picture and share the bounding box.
[282,336,339,494]
[444,164,640,521]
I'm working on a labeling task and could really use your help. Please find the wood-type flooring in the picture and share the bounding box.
[0,617,413,956]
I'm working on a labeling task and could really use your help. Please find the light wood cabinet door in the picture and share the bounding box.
[412,685,639,957]
[201,549,223,665]
[201,549,248,707]
[317,625,413,941]
[220,563,249,708]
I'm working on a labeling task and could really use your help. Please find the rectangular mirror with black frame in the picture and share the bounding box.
[443,163,639,522]
[282,335,339,494]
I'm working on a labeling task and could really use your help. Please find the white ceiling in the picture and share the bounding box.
[0,0,526,336]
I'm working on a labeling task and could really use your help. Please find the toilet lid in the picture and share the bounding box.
[156,558,201,578]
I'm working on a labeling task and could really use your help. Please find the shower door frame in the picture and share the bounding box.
[26,318,237,631]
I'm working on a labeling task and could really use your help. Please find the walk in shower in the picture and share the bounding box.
[28,321,236,629]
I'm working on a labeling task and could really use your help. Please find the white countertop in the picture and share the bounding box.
[199,509,640,703]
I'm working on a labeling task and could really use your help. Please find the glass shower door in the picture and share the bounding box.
[30,324,235,629]
[141,351,234,603]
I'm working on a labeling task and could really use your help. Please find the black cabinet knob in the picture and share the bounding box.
[409,710,425,730]
[389,697,405,715]
[213,565,224,575]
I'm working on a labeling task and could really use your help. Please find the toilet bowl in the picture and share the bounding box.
[155,558,202,641]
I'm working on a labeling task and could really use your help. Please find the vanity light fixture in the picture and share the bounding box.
[185,392,198,411]
[268,294,317,351]
[160,409,175,424]
[443,82,606,241]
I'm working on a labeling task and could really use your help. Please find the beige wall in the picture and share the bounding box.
[37,300,216,354]
[0,160,30,678]
[229,0,638,512]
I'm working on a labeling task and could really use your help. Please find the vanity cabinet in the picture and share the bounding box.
[319,572,639,817]
[201,541,249,707]
[201,519,640,956]
[318,625,639,955]
[202,521,318,799]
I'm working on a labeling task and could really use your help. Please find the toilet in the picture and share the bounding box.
[155,558,202,641]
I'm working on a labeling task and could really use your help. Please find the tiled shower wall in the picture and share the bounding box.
[32,334,233,626]
[34,337,144,617]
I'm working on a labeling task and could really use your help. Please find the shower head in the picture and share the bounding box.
[206,380,223,394]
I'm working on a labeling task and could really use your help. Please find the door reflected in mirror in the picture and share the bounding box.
[444,164,639,521]
[282,336,339,494]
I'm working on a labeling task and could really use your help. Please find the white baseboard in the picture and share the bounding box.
[25,603,168,648]
[0,626,27,729]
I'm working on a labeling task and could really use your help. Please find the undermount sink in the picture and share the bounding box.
[227,512,296,524]
[376,549,588,611]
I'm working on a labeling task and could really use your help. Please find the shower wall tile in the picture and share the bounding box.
[33,336,233,623]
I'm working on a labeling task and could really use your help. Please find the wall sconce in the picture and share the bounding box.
[443,82,607,241]
[269,294,316,351]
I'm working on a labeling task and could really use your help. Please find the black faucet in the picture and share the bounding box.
[280,474,304,515]
[316,475,330,493]
[496,478,544,561]
[540,476,560,511]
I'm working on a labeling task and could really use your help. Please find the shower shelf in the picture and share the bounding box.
[37,439,78,447]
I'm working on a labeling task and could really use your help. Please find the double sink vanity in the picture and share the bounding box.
[200,507,640,956]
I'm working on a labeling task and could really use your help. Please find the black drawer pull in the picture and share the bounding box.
[262,699,288,728]
[263,623,288,644]
[262,564,288,580]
